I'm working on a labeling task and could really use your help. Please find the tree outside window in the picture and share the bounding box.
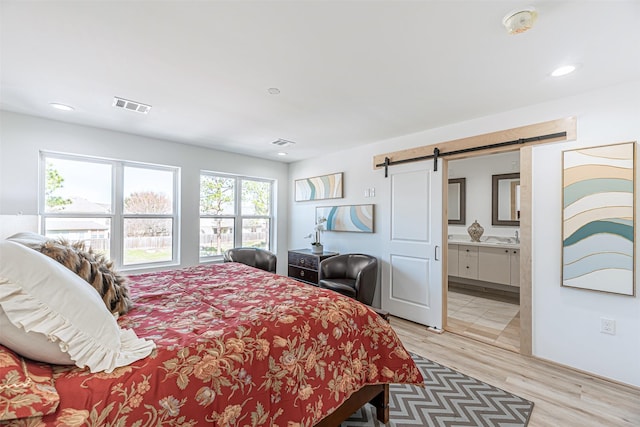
[199,173,273,259]
[41,153,178,268]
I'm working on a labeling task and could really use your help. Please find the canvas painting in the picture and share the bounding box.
[295,172,343,201]
[562,142,635,296]
[316,204,373,233]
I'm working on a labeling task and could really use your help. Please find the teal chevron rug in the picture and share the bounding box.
[343,353,534,427]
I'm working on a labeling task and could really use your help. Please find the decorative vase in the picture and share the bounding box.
[467,220,484,242]
[311,244,323,254]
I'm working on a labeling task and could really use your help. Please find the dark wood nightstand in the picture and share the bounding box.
[288,249,338,286]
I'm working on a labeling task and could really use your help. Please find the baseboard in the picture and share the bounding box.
[531,354,640,392]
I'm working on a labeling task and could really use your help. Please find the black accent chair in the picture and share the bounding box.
[223,247,277,274]
[318,254,378,306]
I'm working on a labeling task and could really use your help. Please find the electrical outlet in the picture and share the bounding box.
[600,318,616,335]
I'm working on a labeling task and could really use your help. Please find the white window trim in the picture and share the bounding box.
[40,151,180,271]
[199,171,274,261]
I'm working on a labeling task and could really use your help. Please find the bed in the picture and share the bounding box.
[1,259,422,426]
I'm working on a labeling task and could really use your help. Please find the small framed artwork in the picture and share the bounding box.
[562,141,635,296]
[295,172,343,202]
[316,204,374,233]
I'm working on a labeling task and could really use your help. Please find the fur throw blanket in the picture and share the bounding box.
[38,239,133,316]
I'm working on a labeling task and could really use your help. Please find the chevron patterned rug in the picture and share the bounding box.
[342,353,534,427]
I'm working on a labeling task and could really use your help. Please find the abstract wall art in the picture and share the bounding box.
[562,141,635,296]
[316,204,374,233]
[294,172,343,201]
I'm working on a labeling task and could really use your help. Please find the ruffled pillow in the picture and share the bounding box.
[0,344,59,421]
[38,239,133,316]
[0,241,154,373]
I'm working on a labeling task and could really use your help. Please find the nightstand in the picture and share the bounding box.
[288,249,338,286]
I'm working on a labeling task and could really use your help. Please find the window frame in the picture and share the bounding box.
[199,171,274,261]
[39,151,180,270]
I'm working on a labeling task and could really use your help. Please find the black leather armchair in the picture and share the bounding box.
[318,254,378,306]
[223,247,277,273]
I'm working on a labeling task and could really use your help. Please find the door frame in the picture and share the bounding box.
[441,147,532,355]
[374,117,577,356]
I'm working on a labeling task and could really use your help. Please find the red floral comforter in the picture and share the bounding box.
[1,263,422,426]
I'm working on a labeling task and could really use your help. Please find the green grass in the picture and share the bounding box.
[124,248,172,264]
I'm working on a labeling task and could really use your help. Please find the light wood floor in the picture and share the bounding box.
[447,286,520,352]
[390,316,640,427]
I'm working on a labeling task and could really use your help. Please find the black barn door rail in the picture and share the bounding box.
[377,131,567,177]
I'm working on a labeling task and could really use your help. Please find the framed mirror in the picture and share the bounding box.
[492,173,520,226]
[448,178,466,225]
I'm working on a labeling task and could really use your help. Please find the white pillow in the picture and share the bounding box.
[0,241,154,372]
[0,305,74,365]
[6,231,50,250]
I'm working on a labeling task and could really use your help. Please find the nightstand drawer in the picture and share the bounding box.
[288,265,318,285]
[287,249,338,286]
[288,252,319,270]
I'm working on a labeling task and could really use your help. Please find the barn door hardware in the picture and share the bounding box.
[377,131,567,177]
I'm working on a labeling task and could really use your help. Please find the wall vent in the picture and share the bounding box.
[113,97,152,114]
[271,139,296,147]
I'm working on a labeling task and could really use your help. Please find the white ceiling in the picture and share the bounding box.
[1,1,639,163]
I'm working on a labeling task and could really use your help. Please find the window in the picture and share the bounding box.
[199,172,273,259]
[41,152,179,268]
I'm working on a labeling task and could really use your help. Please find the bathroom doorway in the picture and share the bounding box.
[445,151,521,352]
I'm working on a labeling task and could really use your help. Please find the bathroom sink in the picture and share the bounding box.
[483,236,518,244]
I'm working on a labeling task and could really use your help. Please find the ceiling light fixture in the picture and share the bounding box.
[267,87,281,95]
[112,96,152,114]
[502,7,538,35]
[49,102,75,111]
[551,65,577,77]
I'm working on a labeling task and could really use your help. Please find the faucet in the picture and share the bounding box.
[515,230,520,243]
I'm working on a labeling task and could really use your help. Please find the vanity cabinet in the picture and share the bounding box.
[447,244,459,276]
[478,247,511,285]
[509,249,520,287]
[448,244,519,289]
[457,245,478,279]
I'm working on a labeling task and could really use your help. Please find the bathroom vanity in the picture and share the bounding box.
[448,236,520,292]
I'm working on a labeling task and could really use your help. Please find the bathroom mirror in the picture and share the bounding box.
[448,178,466,225]
[492,173,520,226]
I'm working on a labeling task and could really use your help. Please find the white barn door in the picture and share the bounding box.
[381,160,443,329]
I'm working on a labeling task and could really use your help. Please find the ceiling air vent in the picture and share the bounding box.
[112,97,152,114]
[271,139,296,147]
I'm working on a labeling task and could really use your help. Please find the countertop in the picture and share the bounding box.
[447,235,520,249]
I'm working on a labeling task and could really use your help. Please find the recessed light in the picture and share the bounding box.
[267,87,281,95]
[551,65,576,77]
[50,102,75,111]
[277,152,288,156]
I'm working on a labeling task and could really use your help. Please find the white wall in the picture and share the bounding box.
[3,81,638,386]
[0,111,290,274]
[289,80,640,387]
[448,151,520,238]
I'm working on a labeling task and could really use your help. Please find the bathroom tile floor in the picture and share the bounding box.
[446,284,520,352]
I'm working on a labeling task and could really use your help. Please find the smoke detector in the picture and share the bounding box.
[502,7,538,35]
[112,97,152,114]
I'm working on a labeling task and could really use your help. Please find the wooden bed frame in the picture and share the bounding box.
[314,383,389,426]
